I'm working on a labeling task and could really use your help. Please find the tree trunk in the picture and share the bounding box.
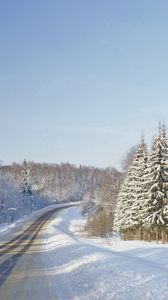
[148,230,151,242]
[143,230,147,241]
[161,229,165,244]
[166,233,168,243]
[156,231,159,244]
[139,226,143,240]
[30,196,32,213]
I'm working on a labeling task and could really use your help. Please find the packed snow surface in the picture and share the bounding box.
[44,205,168,299]
[1,203,168,299]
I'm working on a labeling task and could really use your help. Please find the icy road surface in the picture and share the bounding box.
[1,204,168,300]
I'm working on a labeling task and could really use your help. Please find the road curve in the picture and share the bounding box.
[0,206,67,300]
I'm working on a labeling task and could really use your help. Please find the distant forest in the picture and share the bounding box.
[0,161,122,223]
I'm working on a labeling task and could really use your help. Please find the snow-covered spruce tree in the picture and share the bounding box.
[113,174,130,236]
[127,137,148,239]
[142,125,168,243]
[114,138,148,239]
[20,160,33,212]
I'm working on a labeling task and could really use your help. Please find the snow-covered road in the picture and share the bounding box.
[1,204,168,300]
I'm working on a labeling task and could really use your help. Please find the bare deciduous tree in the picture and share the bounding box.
[121,146,137,173]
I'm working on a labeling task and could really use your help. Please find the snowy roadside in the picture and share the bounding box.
[43,204,168,299]
[56,205,168,266]
[0,222,16,236]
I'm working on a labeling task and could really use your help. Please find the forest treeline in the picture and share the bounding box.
[0,161,122,223]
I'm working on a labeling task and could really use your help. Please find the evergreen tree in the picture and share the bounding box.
[129,137,148,237]
[113,175,130,233]
[20,160,33,212]
[142,125,168,242]
[114,137,147,238]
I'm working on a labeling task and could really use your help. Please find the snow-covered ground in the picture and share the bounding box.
[1,203,168,300]
[41,205,168,299]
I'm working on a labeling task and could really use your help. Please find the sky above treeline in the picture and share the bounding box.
[1,1,168,169]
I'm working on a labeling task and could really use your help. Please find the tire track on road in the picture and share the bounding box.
[0,208,58,287]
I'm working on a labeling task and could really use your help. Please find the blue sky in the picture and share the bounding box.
[1,1,168,169]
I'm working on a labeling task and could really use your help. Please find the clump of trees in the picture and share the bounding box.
[114,124,168,243]
[85,168,122,237]
[86,209,113,238]
[0,171,30,223]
